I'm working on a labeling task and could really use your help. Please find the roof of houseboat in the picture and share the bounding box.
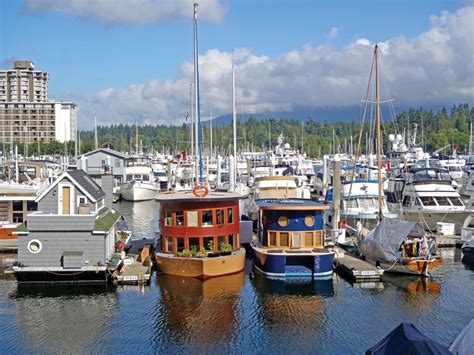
[255,198,329,210]
[156,190,242,202]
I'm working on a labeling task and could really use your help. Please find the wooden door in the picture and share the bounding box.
[62,186,71,214]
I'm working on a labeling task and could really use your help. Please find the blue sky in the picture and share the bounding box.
[0,0,472,127]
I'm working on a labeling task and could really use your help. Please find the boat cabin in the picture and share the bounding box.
[256,199,328,249]
[158,191,241,254]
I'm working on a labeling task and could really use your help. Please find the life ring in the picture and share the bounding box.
[193,185,209,198]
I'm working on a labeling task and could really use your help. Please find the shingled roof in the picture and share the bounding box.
[67,170,106,200]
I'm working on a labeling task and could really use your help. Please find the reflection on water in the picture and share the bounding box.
[114,200,159,239]
[153,272,245,352]
[383,275,441,311]
[0,200,472,353]
[8,284,117,354]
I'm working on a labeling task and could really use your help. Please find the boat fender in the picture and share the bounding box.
[193,185,209,198]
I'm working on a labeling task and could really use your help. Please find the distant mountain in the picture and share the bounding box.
[202,104,449,126]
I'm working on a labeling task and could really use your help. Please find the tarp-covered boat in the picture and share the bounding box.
[358,218,442,276]
[450,319,474,355]
[366,323,451,355]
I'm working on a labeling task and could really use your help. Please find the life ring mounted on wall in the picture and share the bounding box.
[193,185,209,198]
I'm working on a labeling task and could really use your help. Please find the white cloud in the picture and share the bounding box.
[327,26,341,39]
[74,6,474,128]
[24,0,228,25]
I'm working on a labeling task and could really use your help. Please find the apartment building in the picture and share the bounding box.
[0,60,76,144]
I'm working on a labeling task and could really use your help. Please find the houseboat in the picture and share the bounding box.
[154,189,246,279]
[251,198,335,279]
[13,170,121,282]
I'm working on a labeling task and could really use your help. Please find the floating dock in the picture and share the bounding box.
[436,235,464,248]
[116,261,151,285]
[334,247,383,282]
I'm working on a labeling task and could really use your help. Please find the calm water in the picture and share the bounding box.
[1,200,473,354]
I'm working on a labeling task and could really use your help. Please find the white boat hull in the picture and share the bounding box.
[120,182,158,201]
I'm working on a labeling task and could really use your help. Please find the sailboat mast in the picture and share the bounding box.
[375,45,383,220]
[232,53,237,187]
[193,2,203,184]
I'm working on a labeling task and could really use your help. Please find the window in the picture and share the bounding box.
[143,175,150,182]
[449,198,463,206]
[216,209,225,225]
[202,210,213,226]
[304,215,315,227]
[28,239,42,254]
[218,236,225,247]
[204,237,214,251]
[229,234,235,248]
[402,196,412,207]
[101,160,106,168]
[291,232,302,248]
[167,236,173,252]
[187,210,198,227]
[27,201,37,211]
[269,232,276,246]
[115,159,120,168]
[13,200,23,211]
[436,197,451,206]
[305,232,313,246]
[165,210,172,226]
[278,216,288,227]
[78,196,87,205]
[176,238,185,252]
[126,174,133,182]
[420,197,436,206]
[280,232,289,247]
[175,211,184,226]
[189,237,200,250]
[227,208,234,224]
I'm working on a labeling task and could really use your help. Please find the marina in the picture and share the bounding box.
[1,1,473,353]
[1,200,473,353]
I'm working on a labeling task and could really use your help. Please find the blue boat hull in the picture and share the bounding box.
[252,248,334,280]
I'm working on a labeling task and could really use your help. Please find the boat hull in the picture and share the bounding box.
[154,248,246,279]
[367,257,442,277]
[252,247,335,280]
[120,182,158,201]
[13,267,107,283]
[396,209,472,234]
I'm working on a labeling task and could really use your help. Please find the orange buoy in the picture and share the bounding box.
[193,185,209,198]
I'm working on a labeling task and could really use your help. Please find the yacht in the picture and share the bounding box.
[120,157,158,201]
[386,166,472,233]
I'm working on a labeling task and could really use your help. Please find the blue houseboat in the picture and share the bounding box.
[251,198,335,279]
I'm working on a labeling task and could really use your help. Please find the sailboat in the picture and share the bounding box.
[154,3,246,279]
[357,45,442,277]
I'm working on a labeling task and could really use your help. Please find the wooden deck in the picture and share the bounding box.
[116,261,151,285]
[333,247,383,282]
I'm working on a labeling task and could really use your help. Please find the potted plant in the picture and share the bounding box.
[190,245,199,257]
[182,249,192,258]
[206,240,219,257]
[219,243,232,256]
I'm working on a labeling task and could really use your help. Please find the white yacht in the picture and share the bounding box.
[120,157,158,201]
[386,166,472,233]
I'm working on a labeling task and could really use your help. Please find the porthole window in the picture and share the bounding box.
[278,216,289,227]
[28,239,42,254]
[304,215,315,227]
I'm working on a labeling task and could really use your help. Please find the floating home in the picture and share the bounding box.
[13,170,121,282]
[251,198,335,279]
[155,190,246,279]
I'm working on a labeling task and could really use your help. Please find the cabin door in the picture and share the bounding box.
[62,186,71,215]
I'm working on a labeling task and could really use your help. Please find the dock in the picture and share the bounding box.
[334,247,383,282]
[116,261,151,285]
[436,235,464,248]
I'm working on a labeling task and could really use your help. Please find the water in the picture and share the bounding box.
[1,200,473,354]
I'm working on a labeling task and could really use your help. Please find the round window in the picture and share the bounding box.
[278,216,289,227]
[28,239,43,254]
[305,215,315,227]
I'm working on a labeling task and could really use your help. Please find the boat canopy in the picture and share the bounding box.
[366,323,451,355]
[359,218,425,264]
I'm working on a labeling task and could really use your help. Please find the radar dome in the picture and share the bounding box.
[388,134,395,142]
[396,134,403,141]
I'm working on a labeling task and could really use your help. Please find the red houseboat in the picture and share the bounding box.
[155,190,246,279]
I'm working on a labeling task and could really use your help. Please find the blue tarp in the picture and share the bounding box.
[366,323,451,355]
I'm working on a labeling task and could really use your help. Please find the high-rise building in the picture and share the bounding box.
[0,60,76,144]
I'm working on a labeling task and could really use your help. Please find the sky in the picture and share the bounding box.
[0,0,473,129]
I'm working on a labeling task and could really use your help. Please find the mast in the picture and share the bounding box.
[193,2,203,184]
[135,120,139,154]
[232,52,237,188]
[94,115,98,150]
[375,45,383,220]
[190,82,194,156]
[210,108,213,159]
[470,121,473,155]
